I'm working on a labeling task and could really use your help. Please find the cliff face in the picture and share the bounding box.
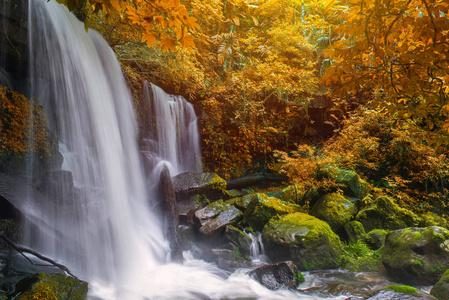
[0,0,29,96]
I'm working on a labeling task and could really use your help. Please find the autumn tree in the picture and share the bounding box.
[322,0,449,142]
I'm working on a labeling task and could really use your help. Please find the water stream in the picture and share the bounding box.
[13,0,404,298]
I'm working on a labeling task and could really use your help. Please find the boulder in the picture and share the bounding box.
[177,199,200,225]
[431,269,449,300]
[279,184,319,205]
[249,261,304,290]
[318,165,371,199]
[200,245,250,271]
[382,226,449,285]
[243,193,300,231]
[194,200,242,237]
[223,225,252,256]
[0,273,87,300]
[262,212,343,270]
[344,221,366,244]
[366,285,436,300]
[364,229,388,250]
[225,194,253,211]
[172,172,231,202]
[355,196,420,232]
[311,193,357,234]
[178,225,194,251]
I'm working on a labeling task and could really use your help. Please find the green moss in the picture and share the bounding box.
[384,285,419,296]
[342,240,383,271]
[294,270,305,284]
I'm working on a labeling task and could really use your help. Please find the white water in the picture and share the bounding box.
[24,1,348,299]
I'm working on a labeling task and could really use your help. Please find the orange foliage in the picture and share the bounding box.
[0,86,49,157]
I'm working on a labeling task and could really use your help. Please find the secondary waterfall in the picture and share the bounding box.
[140,81,202,178]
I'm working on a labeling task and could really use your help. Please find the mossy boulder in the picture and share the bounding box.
[172,172,231,202]
[431,269,449,300]
[344,220,366,243]
[249,261,304,290]
[262,212,343,270]
[223,225,252,256]
[243,193,301,231]
[355,196,420,232]
[367,285,437,299]
[225,194,253,211]
[311,193,357,234]
[194,200,243,237]
[318,165,371,199]
[9,273,87,300]
[382,226,449,285]
[365,229,388,250]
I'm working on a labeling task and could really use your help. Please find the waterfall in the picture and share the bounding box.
[20,1,337,299]
[249,232,269,264]
[140,81,202,179]
[26,0,168,293]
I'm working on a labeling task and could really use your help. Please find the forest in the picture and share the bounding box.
[1,0,449,299]
[53,0,449,216]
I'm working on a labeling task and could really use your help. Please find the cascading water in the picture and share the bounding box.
[140,81,202,178]
[26,0,168,295]
[21,0,354,299]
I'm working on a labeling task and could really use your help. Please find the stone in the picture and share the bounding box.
[13,273,88,300]
[200,245,250,271]
[367,286,437,300]
[249,261,304,290]
[344,220,366,243]
[172,172,231,202]
[364,229,388,250]
[223,225,253,256]
[194,200,243,237]
[318,165,371,199]
[382,226,449,285]
[262,212,343,270]
[356,196,420,232]
[177,199,200,225]
[431,269,449,300]
[243,193,300,231]
[311,193,357,234]
[178,225,194,251]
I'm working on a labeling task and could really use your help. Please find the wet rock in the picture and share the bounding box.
[172,172,231,202]
[318,166,371,199]
[225,194,253,211]
[364,229,388,250]
[366,285,436,300]
[311,193,357,234]
[262,212,343,270]
[200,245,250,271]
[195,201,242,237]
[223,225,252,256]
[382,226,449,285]
[243,193,300,231]
[344,221,366,244]
[431,269,449,300]
[177,199,200,225]
[249,261,304,290]
[355,196,420,232]
[178,225,194,251]
[3,273,88,300]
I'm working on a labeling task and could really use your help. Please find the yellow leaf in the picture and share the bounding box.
[180,33,196,51]
[251,15,259,26]
[160,37,177,52]
[142,32,156,47]
[232,16,240,26]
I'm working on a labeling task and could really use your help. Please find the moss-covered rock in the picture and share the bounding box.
[366,285,437,299]
[172,172,231,202]
[318,165,371,199]
[344,220,366,243]
[382,226,449,285]
[419,212,449,229]
[431,269,449,300]
[262,212,343,270]
[13,273,87,300]
[311,193,357,234]
[243,193,301,231]
[225,194,253,211]
[364,229,388,250]
[223,225,252,256]
[355,196,420,232]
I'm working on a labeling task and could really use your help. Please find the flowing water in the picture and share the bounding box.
[17,0,402,299]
